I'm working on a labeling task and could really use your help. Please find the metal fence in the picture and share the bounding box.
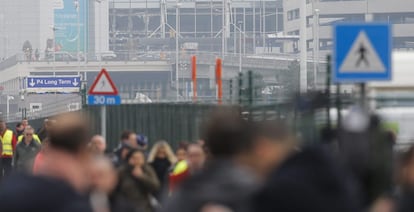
[9,95,414,151]
[0,51,327,71]
[10,102,294,150]
[5,94,82,123]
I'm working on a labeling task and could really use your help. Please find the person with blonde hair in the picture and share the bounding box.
[148,141,177,197]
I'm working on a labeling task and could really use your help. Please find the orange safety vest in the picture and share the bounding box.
[1,130,14,157]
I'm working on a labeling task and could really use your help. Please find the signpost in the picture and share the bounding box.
[334,23,391,83]
[88,69,120,139]
[334,23,391,109]
[26,76,81,93]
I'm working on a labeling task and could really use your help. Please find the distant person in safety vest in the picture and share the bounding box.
[17,128,41,144]
[0,118,17,179]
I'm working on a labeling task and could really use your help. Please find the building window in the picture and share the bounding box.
[374,13,414,24]
[287,9,300,21]
[287,11,293,21]
[287,30,299,36]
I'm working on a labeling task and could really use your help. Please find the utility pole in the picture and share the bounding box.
[221,0,226,58]
[262,0,266,51]
[299,0,307,93]
[75,0,80,64]
[238,21,242,73]
[313,7,320,90]
[253,1,256,53]
[175,2,181,101]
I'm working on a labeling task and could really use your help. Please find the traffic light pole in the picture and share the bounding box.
[326,55,331,130]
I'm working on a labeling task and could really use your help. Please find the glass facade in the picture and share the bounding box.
[108,0,283,55]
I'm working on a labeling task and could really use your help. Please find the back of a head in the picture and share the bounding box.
[203,108,293,159]
[202,108,252,158]
[48,112,90,154]
[251,120,292,144]
[121,130,133,141]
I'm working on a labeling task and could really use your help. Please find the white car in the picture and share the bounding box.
[135,92,152,103]
[99,51,117,61]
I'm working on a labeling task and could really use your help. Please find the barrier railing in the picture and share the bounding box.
[0,51,327,71]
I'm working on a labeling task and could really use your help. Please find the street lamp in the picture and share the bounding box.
[6,95,14,120]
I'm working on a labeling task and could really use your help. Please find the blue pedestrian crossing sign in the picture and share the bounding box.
[334,24,392,83]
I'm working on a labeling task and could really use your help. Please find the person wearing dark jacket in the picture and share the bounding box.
[90,156,135,212]
[112,131,138,167]
[147,141,177,197]
[37,118,54,142]
[0,174,92,212]
[115,149,160,212]
[13,126,41,172]
[253,147,361,212]
[15,123,24,138]
[396,146,414,212]
[162,109,296,212]
[0,112,93,212]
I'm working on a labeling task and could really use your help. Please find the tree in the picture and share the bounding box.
[284,60,300,96]
[22,40,32,52]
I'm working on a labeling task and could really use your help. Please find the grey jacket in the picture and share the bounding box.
[13,139,41,172]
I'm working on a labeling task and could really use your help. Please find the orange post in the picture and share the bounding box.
[215,58,223,104]
[191,55,197,102]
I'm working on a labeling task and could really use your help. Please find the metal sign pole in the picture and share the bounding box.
[360,83,366,109]
[336,83,342,129]
[326,55,331,130]
[101,106,106,139]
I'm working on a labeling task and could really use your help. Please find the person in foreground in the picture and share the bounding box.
[0,112,93,212]
[162,108,295,212]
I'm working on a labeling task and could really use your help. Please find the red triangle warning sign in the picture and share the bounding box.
[88,69,119,95]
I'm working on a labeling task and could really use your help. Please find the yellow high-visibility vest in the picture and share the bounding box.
[1,130,14,156]
[172,160,189,175]
[17,134,41,144]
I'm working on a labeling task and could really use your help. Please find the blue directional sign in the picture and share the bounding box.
[27,76,81,88]
[334,23,391,83]
[88,95,121,105]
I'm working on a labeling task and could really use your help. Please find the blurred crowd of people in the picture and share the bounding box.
[0,109,413,212]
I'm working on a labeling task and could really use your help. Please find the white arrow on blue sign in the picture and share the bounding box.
[27,76,81,88]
